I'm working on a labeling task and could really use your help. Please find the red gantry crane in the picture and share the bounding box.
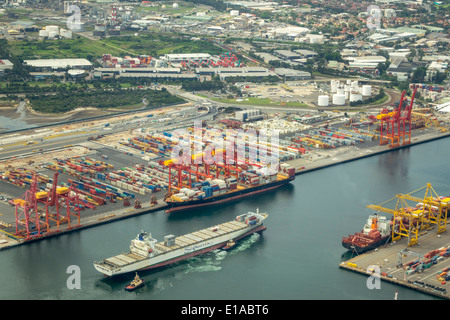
[14,172,84,240]
[399,88,417,146]
[378,88,417,148]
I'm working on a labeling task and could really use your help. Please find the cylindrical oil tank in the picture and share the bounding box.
[48,30,59,38]
[318,95,329,107]
[39,29,49,37]
[333,94,345,105]
[362,85,372,96]
[45,25,59,32]
[350,93,363,102]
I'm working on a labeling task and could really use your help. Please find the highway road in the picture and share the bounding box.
[0,103,215,161]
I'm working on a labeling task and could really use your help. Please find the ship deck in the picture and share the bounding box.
[97,218,253,271]
[154,220,248,253]
[167,175,290,204]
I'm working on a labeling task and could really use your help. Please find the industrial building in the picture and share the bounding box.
[235,109,263,122]
[161,53,212,63]
[347,55,387,74]
[195,66,276,80]
[387,58,419,81]
[23,59,93,71]
[293,49,318,59]
[92,67,196,80]
[274,68,311,81]
[0,59,13,77]
[274,50,302,60]
[253,52,282,64]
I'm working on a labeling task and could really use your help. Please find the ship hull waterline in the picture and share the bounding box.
[342,236,391,254]
[94,225,266,277]
[166,177,293,213]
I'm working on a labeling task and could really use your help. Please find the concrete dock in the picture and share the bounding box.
[1,127,449,250]
[339,225,450,300]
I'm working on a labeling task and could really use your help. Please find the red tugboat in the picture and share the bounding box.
[342,214,392,254]
[125,273,145,291]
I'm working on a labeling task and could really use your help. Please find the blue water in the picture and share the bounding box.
[0,137,449,301]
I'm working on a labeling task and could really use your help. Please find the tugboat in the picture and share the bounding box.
[125,273,145,291]
[222,239,236,251]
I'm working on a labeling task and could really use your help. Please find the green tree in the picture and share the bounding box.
[411,66,427,83]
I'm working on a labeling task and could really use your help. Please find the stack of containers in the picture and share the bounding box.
[225,177,237,190]
[211,179,227,194]
[0,169,50,187]
[239,171,261,186]
[202,183,213,198]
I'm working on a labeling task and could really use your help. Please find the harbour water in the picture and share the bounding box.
[0,137,449,301]
[0,102,38,132]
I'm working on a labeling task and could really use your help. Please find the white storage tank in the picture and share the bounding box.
[39,29,49,37]
[48,30,59,39]
[318,95,329,107]
[350,93,363,102]
[173,2,179,8]
[45,25,59,32]
[362,85,372,96]
[60,28,72,39]
[333,94,346,105]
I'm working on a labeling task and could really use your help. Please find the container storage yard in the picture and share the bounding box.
[0,94,450,299]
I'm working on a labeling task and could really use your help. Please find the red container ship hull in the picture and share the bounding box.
[342,233,391,254]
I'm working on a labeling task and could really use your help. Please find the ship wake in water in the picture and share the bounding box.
[183,233,262,274]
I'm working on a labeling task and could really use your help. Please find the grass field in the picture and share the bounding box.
[211,97,311,108]
[8,34,224,61]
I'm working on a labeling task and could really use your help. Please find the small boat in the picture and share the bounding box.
[222,240,236,251]
[125,273,145,291]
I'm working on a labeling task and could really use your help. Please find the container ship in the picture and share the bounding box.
[342,214,392,254]
[93,209,268,277]
[165,163,295,213]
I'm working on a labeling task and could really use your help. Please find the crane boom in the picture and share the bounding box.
[406,88,417,120]
[366,204,398,215]
[397,193,449,209]
[394,90,406,122]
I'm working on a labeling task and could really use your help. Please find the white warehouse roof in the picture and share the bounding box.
[24,59,92,69]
